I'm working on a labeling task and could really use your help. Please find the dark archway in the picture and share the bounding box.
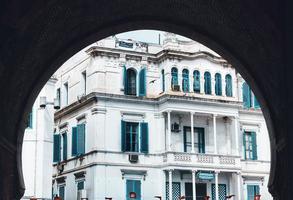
[0,1,289,199]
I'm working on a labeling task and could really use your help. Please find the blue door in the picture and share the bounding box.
[126,180,141,200]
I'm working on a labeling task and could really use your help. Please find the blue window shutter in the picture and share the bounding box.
[27,110,33,128]
[243,82,251,108]
[77,124,85,155]
[59,185,65,200]
[182,69,189,92]
[193,71,200,93]
[121,120,126,152]
[162,70,165,92]
[171,67,178,87]
[72,127,77,156]
[204,72,211,94]
[225,75,232,97]
[123,66,127,94]
[247,185,255,200]
[183,127,187,152]
[251,132,257,160]
[255,185,260,195]
[53,134,61,162]
[62,133,67,160]
[243,132,247,159]
[139,68,146,96]
[140,122,149,153]
[215,73,222,96]
[198,128,205,153]
[134,180,141,200]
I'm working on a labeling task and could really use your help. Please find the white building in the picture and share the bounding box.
[52,33,272,200]
[22,78,57,199]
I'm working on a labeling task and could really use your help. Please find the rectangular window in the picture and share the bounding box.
[247,185,260,200]
[72,124,86,157]
[58,185,65,200]
[121,121,149,153]
[126,180,141,200]
[56,88,61,107]
[82,71,86,95]
[64,83,68,106]
[76,180,85,199]
[26,110,33,129]
[62,133,67,161]
[243,131,257,160]
[184,127,205,153]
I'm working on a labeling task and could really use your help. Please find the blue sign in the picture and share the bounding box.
[197,172,214,180]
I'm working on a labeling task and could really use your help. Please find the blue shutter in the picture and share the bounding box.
[53,134,61,162]
[62,133,67,160]
[215,73,222,96]
[77,124,85,155]
[193,71,200,93]
[225,75,232,97]
[171,67,178,87]
[243,132,247,159]
[198,128,205,153]
[59,185,65,200]
[126,180,132,200]
[182,69,189,92]
[247,185,255,200]
[162,70,165,92]
[183,127,187,152]
[27,110,33,128]
[72,127,77,156]
[134,180,141,200]
[243,82,251,108]
[139,68,146,96]
[121,120,126,152]
[204,72,211,94]
[123,66,127,94]
[251,132,257,160]
[140,122,149,153]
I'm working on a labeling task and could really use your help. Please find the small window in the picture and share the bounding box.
[63,83,68,106]
[125,122,139,152]
[72,123,86,156]
[204,72,211,94]
[242,82,252,108]
[126,68,137,95]
[193,70,200,93]
[26,110,33,129]
[56,88,61,107]
[171,67,178,87]
[81,71,86,95]
[58,185,65,200]
[215,73,222,96]
[162,69,165,92]
[243,131,257,160]
[182,69,189,92]
[225,74,233,97]
[126,180,141,200]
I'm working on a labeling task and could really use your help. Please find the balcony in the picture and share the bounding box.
[162,152,241,170]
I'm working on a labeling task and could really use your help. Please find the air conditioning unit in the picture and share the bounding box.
[172,85,180,91]
[171,123,180,132]
[129,154,139,163]
[77,189,87,200]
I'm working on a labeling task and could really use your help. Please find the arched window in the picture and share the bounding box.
[162,69,165,92]
[193,70,200,93]
[171,67,178,88]
[126,68,137,95]
[182,69,189,92]
[215,73,222,96]
[242,82,251,108]
[225,74,232,97]
[204,72,211,94]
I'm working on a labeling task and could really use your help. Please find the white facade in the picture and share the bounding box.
[52,34,272,200]
[22,78,56,199]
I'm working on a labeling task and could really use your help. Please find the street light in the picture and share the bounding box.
[39,96,60,109]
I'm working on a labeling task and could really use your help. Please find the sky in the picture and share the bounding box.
[116,30,191,44]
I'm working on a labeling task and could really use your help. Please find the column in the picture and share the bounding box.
[234,116,239,156]
[222,77,226,97]
[200,73,204,94]
[211,76,215,95]
[168,170,173,200]
[237,172,242,200]
[215,171,219,200]
[167,111,172,151]
[213,114,218,154]
[192,170,197,200]
[191,112,195,153]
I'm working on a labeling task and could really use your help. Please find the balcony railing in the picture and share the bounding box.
[163,152,241,169]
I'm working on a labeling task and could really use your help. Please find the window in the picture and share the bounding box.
[193,70,200,93]
[126,180,141,200]
[26,110,33,128]
[62,133,67,161]
[171,67,178,87]
[204,72,211,94]
[162,69,165,92]
[243,131,257,160]
[72,123,86,156]
[215,73,222,96]
[58,185,65,200]
[64,83,68,106]
[225,74,233,97]
[81,71,86,95]
[121,121,149,153]
[53,134,61,163]
[183,127,205,153]
[56,88,61,107]
[212,184,227,200]
[242,82,252,108]
[125,68,137,95]
[182,69,189,92]
[247,185,260,200]
[76,180,85,199]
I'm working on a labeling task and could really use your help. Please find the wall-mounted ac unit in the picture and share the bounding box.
[77,189,87,200]
[171,123,180,133]
[129,154,139,163]
[172,85,180,91]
